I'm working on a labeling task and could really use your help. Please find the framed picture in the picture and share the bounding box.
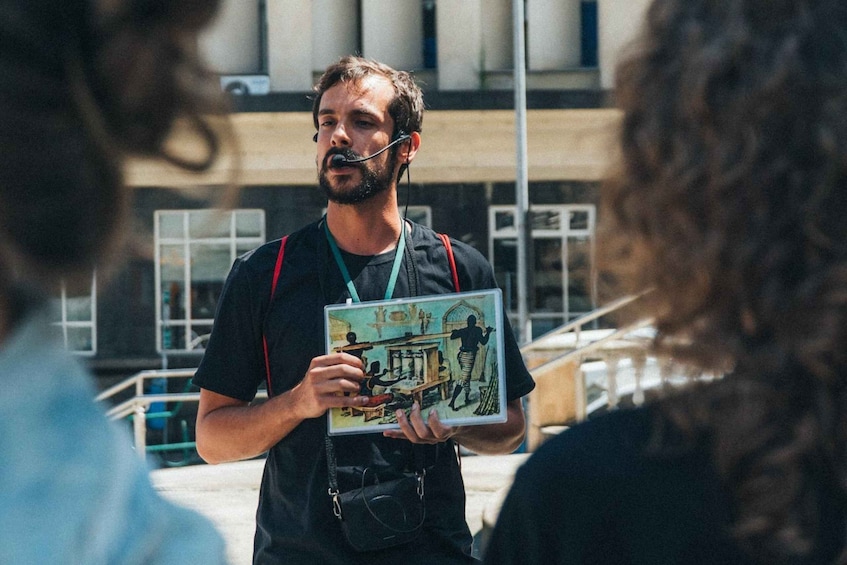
[325,289,507,436]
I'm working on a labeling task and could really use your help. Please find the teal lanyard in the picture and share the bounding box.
[324,219,406,303]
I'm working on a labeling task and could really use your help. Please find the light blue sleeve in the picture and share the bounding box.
[0,316,228,564]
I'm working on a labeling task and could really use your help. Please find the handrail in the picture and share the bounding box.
[520,293,657,451]
[106,390,269,459]
[106,392,204,420]
[528,317,654,375]
[523,317,656,451]
[96,368,197,403]
[520,293,646,355]
[97,367,268,460]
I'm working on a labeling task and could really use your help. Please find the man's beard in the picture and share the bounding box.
[319,151,397,205]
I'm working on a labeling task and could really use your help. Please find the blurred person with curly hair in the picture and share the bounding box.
[0,0,231,562]
[485,0,847,563]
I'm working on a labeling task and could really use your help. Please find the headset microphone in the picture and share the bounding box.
[329,133,411,168]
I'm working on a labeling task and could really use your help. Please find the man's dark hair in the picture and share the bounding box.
[312,56,423,181]
[312,55,424,138]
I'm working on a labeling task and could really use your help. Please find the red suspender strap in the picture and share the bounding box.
[437,231,462,465]
[438,233,460,292]
[262,235,288,396]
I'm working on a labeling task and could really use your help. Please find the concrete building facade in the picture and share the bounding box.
[62,1,652,386]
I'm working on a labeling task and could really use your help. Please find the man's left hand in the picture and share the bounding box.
[383,402,457,444]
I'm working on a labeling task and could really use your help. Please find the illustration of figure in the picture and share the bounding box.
[437,350,449,378]
[337,332,370,417]
[361,360,403,396]
[419,309,432,334]
[343,331,373,364]
[448,314,495,410]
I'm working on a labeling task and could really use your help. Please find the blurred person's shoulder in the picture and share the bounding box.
[523,406,660,480]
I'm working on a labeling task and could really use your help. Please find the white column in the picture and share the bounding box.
[605,354,620,408]
[436,0,482,90]
[198,0,261,74]
[527,0,581,70]
[133,404,148,460]
[266,0,314,91]
[481,0,513,71]
[574,363,587,421]
[632,352,646,405]
[436,0,511,89]
[311,0,360,72]
[598,0,652,89]
[660,358,672,388]
[361,0,423,69]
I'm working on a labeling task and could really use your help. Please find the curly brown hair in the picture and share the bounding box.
[600,0,847,561]
[0,0,225,288]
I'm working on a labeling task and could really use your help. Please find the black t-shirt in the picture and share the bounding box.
[484,404,845,565]
[194,220,535,564]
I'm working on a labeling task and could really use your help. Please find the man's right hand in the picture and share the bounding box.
[197,352,370,464]
[287,352,370,420]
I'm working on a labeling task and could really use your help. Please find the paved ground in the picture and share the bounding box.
[151,453,529,565]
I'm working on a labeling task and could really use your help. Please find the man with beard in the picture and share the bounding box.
[193,56,535,564]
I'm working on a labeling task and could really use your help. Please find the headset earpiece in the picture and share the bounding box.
[397,131,412,162]
[312,132,318,142]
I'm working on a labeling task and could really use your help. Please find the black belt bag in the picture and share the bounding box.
[326,437,426,552]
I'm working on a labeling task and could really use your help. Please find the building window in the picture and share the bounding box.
[51,274,97,355]
[581,1,598,67]
[155,209,265,353]
[422,0,437,69]
[489,205,596,339]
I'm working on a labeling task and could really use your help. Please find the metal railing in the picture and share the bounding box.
[520,294,670,450]
[529,318,656,422]
[520,293,646,358]
[521,292,719,452]
[97,368,267,459]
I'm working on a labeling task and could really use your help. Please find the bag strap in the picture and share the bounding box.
[262,235,288,397]
[438,233,460,292]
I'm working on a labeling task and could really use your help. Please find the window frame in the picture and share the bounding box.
[53,274,97,356]
[488,204,597,337]
[154,209,266,354]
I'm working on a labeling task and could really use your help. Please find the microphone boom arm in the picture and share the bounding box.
[330,133,411,167]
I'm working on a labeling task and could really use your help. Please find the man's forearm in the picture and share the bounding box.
[197,353,370,463]
[453,399,526,455]
[195,392,304,464]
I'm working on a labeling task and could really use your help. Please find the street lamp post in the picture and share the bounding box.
[513,0,530,344]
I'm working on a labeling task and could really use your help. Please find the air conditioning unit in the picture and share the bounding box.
[220,75,271,96]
